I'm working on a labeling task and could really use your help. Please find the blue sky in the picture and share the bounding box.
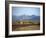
[12,7,40,16]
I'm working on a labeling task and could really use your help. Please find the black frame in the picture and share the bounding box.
[5,1,45,37]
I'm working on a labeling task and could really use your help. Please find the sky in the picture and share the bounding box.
[12,7,40,16]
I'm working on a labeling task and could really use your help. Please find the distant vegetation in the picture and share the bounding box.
[15,20,40,25]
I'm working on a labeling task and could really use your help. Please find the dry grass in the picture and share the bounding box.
[12,24,40,31]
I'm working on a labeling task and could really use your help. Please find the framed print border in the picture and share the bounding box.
[5,1,45,37]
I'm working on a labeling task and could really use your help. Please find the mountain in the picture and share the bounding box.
[12,15,40,25]
[12,15,40,20]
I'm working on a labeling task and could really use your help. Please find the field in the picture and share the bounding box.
[12,24,40,31]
